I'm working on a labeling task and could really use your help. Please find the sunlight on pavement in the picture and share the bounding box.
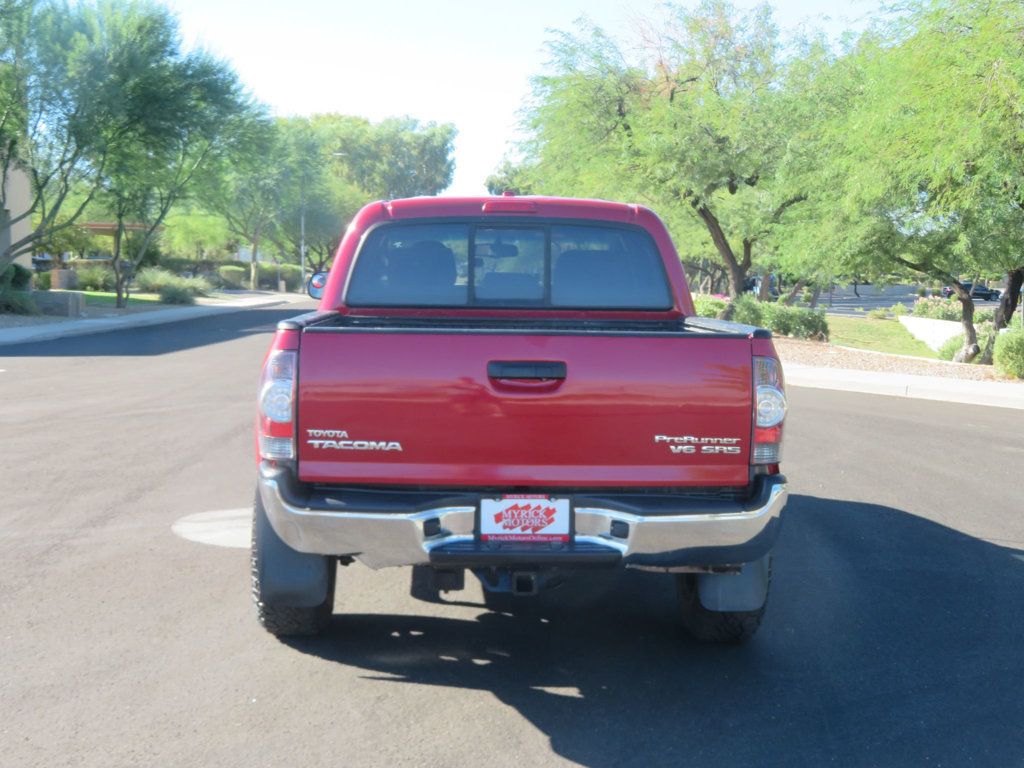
[172,508,250,548]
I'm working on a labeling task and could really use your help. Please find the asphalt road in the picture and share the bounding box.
[800,284,1005,316]
[2,306,1023,768]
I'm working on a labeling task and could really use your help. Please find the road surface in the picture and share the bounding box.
[2,305,1022,767]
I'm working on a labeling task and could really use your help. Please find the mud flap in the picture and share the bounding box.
[254,494,331,608]
[697,554,771,613]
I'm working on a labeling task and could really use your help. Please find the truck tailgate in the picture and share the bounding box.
[296,329,753,487]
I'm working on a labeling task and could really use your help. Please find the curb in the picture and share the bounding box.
[0,296,296,347]
[784,363,1024,410]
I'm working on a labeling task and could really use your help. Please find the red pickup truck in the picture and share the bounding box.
[252,195,788,642]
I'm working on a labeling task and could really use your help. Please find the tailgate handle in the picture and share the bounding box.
[487,361,567,380]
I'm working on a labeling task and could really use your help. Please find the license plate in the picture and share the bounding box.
[480,496,570,542]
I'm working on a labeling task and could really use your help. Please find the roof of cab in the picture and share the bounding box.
[372,195,647,224]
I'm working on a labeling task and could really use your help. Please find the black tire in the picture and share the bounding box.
[251,494,336,637]
[676,562,771,643]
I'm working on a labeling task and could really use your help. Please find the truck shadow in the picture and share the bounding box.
[284,494,1024,767]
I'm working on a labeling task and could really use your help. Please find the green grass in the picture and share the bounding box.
[52,290,166,307]
[827,315,939,359]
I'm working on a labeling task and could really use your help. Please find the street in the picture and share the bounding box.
[802,283,1004,316]
[2,305,1023,768]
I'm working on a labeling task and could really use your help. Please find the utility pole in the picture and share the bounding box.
[299,187,306,292]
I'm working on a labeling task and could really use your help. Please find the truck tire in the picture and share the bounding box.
[676,560,771,643]
[251,493,335,637]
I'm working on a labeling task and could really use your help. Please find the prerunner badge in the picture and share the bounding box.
[480,496,570,542]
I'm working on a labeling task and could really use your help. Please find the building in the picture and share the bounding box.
[2,166,33,269]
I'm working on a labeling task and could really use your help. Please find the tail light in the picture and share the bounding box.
[258,338,298,461]
[752,356,786,464]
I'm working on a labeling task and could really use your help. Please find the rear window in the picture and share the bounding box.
[345,222,672,309]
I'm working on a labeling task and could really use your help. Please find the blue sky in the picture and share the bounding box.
[165,0,881,195]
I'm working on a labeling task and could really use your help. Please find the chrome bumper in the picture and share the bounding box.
[257,465,787,570]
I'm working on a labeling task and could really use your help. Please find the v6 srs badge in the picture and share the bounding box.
[654,434,742,455]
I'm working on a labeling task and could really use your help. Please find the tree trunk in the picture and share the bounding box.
[757,272,771,302]
[997,267,1023,326]
[950,282,980,363]
[979,266,1024,363]
[809,284,822,309]
[250,238,260,290]
[782,279,806,306]
[113,225,128,309]
[695,204,748,299]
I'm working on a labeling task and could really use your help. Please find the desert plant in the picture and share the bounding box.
[994,329,1024,378]
[912,296,962,321]
[76,265,115,291]
[181,276,212,296]
[217,264,247,289]
[159,283,195,304]
[135,267,181,293]
[692,294,728,318]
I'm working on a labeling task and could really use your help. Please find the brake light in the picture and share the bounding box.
[481,199,537,213]
[258,346,297,461]
[752,356,786,464]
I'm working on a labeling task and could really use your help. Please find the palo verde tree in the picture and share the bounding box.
[1,0,189,275]
[512,1,807,301]
[89,1,253,307]
[199,117,283,290]
[311,114,457,199]
[809,0,1024,362]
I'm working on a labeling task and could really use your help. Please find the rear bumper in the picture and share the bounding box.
[257,464,787,570]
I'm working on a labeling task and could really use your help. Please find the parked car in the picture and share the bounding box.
[251,195,789,643]
[941,282,1001,300]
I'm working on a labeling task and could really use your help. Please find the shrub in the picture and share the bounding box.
[0,265,36,314]
[134,267,179,293]
[974,308,995,324]
[0,288,35,314]
[938,334,964,361]
[76,265,115,291]
[217,264,247,289]
[256,262,303,290]
[159,283,195,304]
[726,295,828,339]
[916,287,928,297]
[938,322,993,361]
[692,294,728,318]
[994,329,1024,378]
[867,307,890,320]
[891,302,907,316]
[181,275,212,296]
[5,263,33,290]
[730,294,763,326]
[34,271,51,290]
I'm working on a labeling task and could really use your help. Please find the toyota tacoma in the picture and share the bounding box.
[252,195,788,642]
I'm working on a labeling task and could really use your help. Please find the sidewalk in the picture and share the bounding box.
[0,293,304,347]
[785,363,1024,410]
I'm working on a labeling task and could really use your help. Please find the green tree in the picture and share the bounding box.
[199,119,282,290]
[2,0,191,274]
[795,0,1024,361]
[511,2,806,301]
[86,1,253,306]
[312,114,456,199]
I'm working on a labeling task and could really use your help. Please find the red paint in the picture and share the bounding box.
[265,195,787,487]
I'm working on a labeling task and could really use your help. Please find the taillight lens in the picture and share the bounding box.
[752,356,786,464]
[258,349,296,460]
